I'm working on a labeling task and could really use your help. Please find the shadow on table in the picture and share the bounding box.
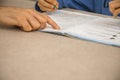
[0,24,20,31]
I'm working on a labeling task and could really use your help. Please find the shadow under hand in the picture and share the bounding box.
[0,24,20,31]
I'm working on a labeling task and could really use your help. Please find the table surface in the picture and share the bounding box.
[0,0,120,80]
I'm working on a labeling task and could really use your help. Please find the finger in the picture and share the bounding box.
[26,14,41,31]
[38,0,53,9]
[31,9,60,29]
[38,3,54,11]
[109,1,120,13]
[30,10,47,29]
[19,18,32,32]
[56,2,59,9]
[46,0,57,5]
[39,22,47,29]
[46,0,59,10]
[113,8,120,17]
[53,1,59,9]
[42,14,60,29]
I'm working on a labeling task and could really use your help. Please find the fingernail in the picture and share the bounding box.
[56,27,60,30]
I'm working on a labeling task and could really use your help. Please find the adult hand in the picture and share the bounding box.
[38,0,59,12]
[0,6,60,31]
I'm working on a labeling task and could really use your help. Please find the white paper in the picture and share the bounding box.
[43,10,99,31]
[40,10,120,46]
[65,18,120,46]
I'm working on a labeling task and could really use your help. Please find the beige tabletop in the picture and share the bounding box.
[0,0,120,80]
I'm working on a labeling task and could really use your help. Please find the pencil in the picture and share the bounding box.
[53,5,57,9]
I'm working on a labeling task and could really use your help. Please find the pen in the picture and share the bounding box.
[53,5,57,9]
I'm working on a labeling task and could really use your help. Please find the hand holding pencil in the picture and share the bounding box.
[38,0,59,12]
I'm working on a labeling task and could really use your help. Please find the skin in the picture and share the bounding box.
[38,0,120,16]
[109,0,120,17]
[0,6,60,31]
[38,0,59,12]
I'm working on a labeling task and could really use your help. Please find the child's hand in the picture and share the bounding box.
[38,0,59,12]
[109,0,120,17]
[0,7,60,31]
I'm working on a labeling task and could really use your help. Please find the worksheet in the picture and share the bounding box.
[39,10,120,47]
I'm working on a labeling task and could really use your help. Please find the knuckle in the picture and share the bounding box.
[33,24,41,29]
[16,15,25,21]
[19,22,32,32]
[36,24,41,28]
[42,19,47,23]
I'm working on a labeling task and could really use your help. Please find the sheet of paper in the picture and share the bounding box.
[42,10,100,31]
[65,18,120,46]
[40,10,120,46]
